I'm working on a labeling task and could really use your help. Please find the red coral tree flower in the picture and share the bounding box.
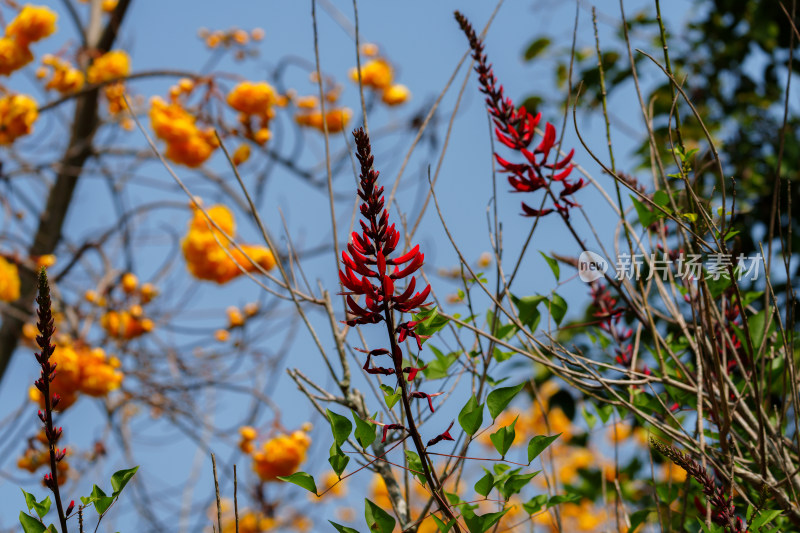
[455,11,584,218]
[339,128,460,525]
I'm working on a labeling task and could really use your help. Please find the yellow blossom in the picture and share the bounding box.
[87,50,130,84]
[227,306,245,328]
[0,37,33,75]
[294,107,351,133]
[232,143,251,166]
[359,43,379,57]
[0,94,38,144]
[28,339,123,410]
[227,81,277,116]
[252,429,311,481]
[6,5,57,46]
[182,204,275,284]
[349,58,393,89]
[121,272,138,293]
[381,83,410,106]
[0,256,21,302]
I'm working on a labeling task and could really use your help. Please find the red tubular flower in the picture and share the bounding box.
[427,421,456,448]
[410,391,444,413]
[455,11,584,218]
[403,365,427,381]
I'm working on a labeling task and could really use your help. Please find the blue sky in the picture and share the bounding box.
[0,0,697,530]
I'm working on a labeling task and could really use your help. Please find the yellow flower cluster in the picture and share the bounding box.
[294,107,352,134]
[208,499,277,533]
[214,303,258,342]
[239,425,312,482]
[0,4,57,76]
[293,81,351,134]
[533,499,609,532]
[0,93,38,144]
[150,83,219,167]
[100,307,154,340]
[28,338,123,410]
[86,50,133,129]
[87,273,157,339]
[87,49,130,84]
[318,471,346,498]
[37,54,84,93]
[0,255,20,302]
[200,27,264,50]
[181,204,276,284]
[348,50,410,106]
[227,81,286,144]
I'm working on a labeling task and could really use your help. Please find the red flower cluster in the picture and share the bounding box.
[455,11,584,218]
[340,128,454,446]
[339,128,431,330]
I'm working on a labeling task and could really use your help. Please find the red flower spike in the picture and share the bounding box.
[456,12,581,219]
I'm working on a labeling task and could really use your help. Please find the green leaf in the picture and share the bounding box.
[489,416,518,457]
[547,493,582,508]
[524,37,551,61]
[458,395,484,435]
[89,485,114,515]
[527,434,561,463]
[405,450,426,486]
[582,406,597,430]
[364,498,396,533]
[413,307,450,339]
[502,471,539,497]
[19,512,46,533]
[487,382,525,420]
[277,472,317,495]
[431,516,456,533]
[548,294,567,325]
[750,509,782,529]
[522,494,548,515]
[463,508,510,533]
[110,466,138,495]
[380,384,401,409]
[596,403,614,424]
[329,521,361,533]
[630,194,667,227]
[21,490,50,519]
[424,349,458,380]
[474,471,495,497]
[329,443,350,477]
[352,411,377,449]
[510,294,545,331]
[327,409,353,447]
[653,190,671,209]
[629,509,653,532]
[540,252,560,281]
